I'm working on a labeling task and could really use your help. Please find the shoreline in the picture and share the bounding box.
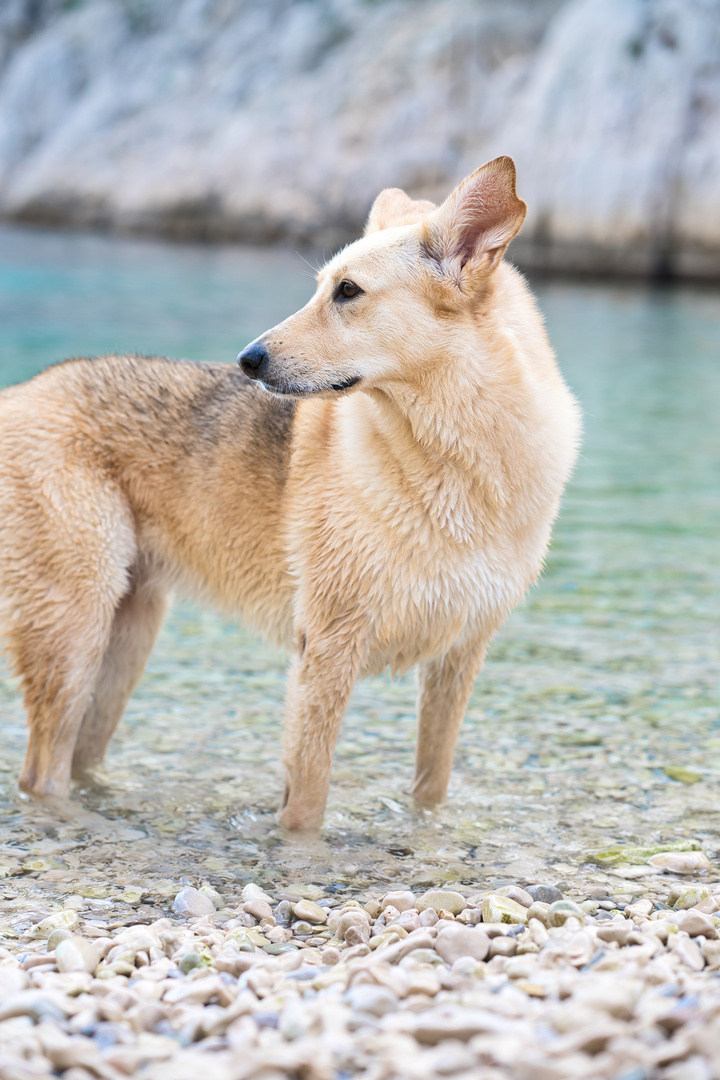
[3,216,720,287]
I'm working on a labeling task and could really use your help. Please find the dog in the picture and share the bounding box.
[0,156,580,830]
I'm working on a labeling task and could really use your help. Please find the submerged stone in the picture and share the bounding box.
[589,841,701,867]
[662,766,702,784]
[79,886,110,900]
[118,887,144,906]
[283,884,324,902]
[22,858,66,873]
[30,910,79,939]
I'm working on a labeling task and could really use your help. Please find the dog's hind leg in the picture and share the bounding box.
[411,639,488,807]
[16,601,119,799]
[5,470,139,800]
[71,567,169,778]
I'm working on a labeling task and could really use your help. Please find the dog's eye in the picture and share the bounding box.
[335,280,362,301]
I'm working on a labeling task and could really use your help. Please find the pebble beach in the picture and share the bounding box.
[3,856,720,1080]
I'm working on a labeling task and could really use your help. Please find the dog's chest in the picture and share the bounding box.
[290,485,521,674]
[287,397,543,671]
[360,534,513,673]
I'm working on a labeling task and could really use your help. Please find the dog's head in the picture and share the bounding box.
[237,156,527,398]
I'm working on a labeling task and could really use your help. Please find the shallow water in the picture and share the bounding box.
[0,224,719,923]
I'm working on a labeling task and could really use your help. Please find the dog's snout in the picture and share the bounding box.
[237,342,269,379]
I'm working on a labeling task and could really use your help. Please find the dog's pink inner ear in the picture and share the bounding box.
[423,156,527,277]
[365,188,437,235]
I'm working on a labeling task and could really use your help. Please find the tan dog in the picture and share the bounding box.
[0,157,580,830]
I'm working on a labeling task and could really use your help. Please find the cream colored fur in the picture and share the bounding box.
[0,156,580,829]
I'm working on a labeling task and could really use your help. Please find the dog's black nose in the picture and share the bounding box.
[237,342,268,378]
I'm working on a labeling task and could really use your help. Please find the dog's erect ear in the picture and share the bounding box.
[365,188,437,235]
[421,156,526,281]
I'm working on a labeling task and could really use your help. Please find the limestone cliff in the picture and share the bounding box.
[0,0,718,277]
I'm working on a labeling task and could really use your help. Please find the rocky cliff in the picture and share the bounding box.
[1,0,718,277]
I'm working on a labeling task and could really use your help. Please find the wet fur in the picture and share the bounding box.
[0,157,580,829]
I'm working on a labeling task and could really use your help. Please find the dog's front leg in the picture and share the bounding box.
[280,633,362,831]
[411,639,488,807]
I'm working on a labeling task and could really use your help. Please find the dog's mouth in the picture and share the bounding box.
[258,375,361,398]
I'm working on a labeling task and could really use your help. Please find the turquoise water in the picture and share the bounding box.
[0,223,719,912]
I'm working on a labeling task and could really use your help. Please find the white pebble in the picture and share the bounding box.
[172,888,216,918]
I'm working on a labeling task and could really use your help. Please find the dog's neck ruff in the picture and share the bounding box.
[350,379,507,547]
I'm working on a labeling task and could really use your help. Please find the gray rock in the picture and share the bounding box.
[527,884,564,904]
[263,942,298,955]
